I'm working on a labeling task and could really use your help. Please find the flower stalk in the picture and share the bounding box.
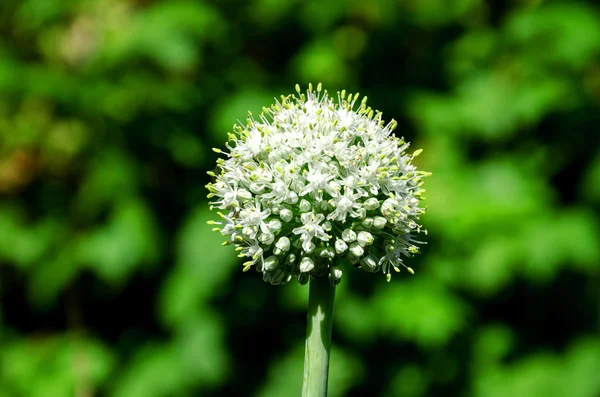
[206,83,430,396]
[303,274,336,397]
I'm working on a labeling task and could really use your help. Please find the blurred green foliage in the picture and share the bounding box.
[1,0,599,396]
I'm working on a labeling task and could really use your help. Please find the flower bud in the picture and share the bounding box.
[335,238,348,254]
[292,180,304,192]
[349,242,364,257]
[363,198,379,210]
[286,191,299,204]
[342,229,357,242]
[319,246,335,259]
[293,238,303,248]
[298,273,310,286]
[265,267,286,285]
[357,231,374,247]
[361,217,373,228]
[249,183,265,194]
[275,236,291,253]
[300,257,315,273]
[264,256,279,271]
[286,253,297,265]
[360,255,379,273]
[355,208,367,219]
[299,199,311,212]
[238,189,252,201]
[280,208,293,222]
[268,218,282,231]
[304,242,316,253]
[319,201,330,212]
[329,267,343,286]
[373,216,387,230]
[259,231,275,245]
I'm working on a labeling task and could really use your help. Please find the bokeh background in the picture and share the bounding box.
[1,0,600,396]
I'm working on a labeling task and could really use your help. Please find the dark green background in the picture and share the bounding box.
[1,0,599,396]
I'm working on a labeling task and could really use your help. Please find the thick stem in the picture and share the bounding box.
[302,274,337,397]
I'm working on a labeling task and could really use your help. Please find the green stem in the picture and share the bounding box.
[302,274,337,397]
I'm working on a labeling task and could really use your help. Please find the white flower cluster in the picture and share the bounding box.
[207,84,429,286]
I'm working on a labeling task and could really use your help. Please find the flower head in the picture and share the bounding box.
[207,84,430,285]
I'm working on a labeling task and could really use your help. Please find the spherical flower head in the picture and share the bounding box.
[206,84,430,286]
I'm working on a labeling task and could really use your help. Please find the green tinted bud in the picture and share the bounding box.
[264,256,279,271]
[361,217,374,228]
[259,231,275,245]
[329,267,342,286]
[319,201,330,211]
[355,208,367,219]
[274,236,291,253]
[268,218,282,231]
[280,208,293,222]
[347,253,360,265]
[298,273,310,285]
[342,229,357,242]
[373,216,387,230]
[319,246,335,259]
[238,189,252,201]
[300,257,315,273]
[286,191,299,204]
[363,198,379,210]
[335,238,348,254]
[286,253,297,265]
[266,267,287,285]
[360,255,379,272]
[349,242,364,257]
[357,231,374,247]
[299,199,311,212]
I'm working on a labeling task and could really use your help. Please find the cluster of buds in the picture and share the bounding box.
[207,84,429,285]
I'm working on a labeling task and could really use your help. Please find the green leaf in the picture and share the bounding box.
[0,335,115,397]
[0,206,63,268]
[387,364,430,397]
[210,89,277,141]
[581,149,600,202]
[77,197,160,283]
[374,280,469,348]
[505,4,600,70]
[158,205,236,327]
[110,344,186,397]
[473,338,600,397]
[292,40,350,86]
